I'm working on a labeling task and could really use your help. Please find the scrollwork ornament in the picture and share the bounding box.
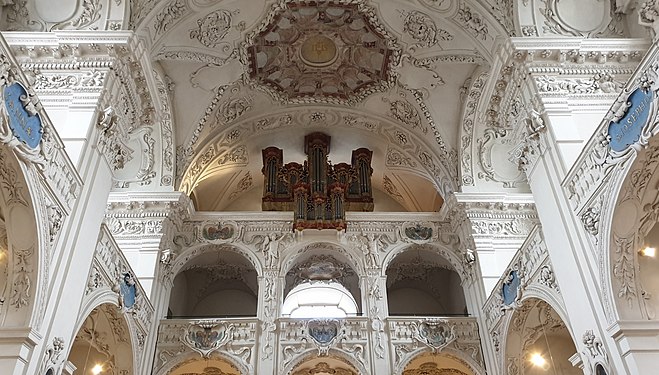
[182,320,234,358]
[581,329,610,373]
[306,319,343,356]
[411,319,456,352]
[538,265,559,292]
[399,9,452,49]
[190,9,244,48]
[581,205,600,237]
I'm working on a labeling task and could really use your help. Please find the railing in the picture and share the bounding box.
[387,315,484,372]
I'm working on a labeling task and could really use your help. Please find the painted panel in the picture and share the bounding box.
[608,88,653,152]
[4,83,43,149]
[502,270,520,305]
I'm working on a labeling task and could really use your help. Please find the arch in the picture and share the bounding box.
[280,348,367,375]
[381,242,465,279]
[385,244,467,316]
[281,241,363,315]
[502,297,580,375]
[178,106,457,199]
[0,144,47,330]
[156,353,248,375]
[603,131,659,321]
[169,244,259,318]
[170,243,263,279]
[280,240,364,279]
[66,302,136,375]
[395,348,485,375]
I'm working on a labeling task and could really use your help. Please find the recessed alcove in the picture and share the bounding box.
[168,250,258,318]
[386,247,466,316]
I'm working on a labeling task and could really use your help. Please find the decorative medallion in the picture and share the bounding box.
[299,35,338,67]
[502,270,521,306]
[3,82,42,149]
[200,221,238,242]
[306,319,343,355]
[607,88,653,152]
[402,222,433,243]
[183,321,234,358]
[245,1,400,103]
[412,319,456,351]
[119,272,137,309]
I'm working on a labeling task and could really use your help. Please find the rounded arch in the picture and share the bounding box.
[169,244,260,318]
[66,302,136,375]
[501,297,580,375]
[395,348,485,375]
[603,132,659,322]
[280,240,364,278]
[280,241,363,316]
[155,352,248,375]
[170,243,263,279]
[384,244,467,317]
[280,348,367,375]
[381,242,465,279]
[0,144,48,329]
[73,289,123,338]
[178,106,456,200]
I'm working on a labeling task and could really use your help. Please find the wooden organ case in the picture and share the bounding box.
[262,132,373,231]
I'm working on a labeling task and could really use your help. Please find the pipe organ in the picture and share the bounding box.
[262,132,373,231]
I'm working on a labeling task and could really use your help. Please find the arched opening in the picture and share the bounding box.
[168,357,242,375]
[402,352,476,375]
[386,246,466,316]
[289,356,359,375]
[504,298,579,375]
[282,281,358,318]
[169,249,258,318]
[0,145,41,328]
[608,136,659,321]
[283,250,361,318]
[67,303,134,375]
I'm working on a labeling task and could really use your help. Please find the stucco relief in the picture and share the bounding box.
[2,0,126,31]
[539,0,623,37]
[244,0,400,105]
[190,9,244,48]
[399,9,453,49]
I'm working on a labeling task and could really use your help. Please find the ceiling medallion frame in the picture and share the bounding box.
[244,0,401,105]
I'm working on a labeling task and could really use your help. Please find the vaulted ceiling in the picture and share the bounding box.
[134,0,508,211]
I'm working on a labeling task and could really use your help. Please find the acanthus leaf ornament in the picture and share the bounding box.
[190,9,244,48]
[399,9,453,49]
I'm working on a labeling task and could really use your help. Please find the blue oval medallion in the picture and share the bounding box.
[4,83,42,149]
[502,270,520,305]
[608,88,653,152]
